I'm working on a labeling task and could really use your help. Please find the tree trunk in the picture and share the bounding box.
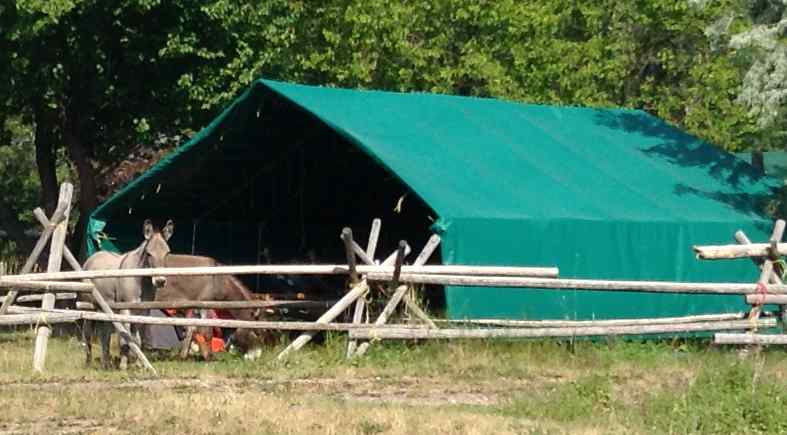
[751,151,765,173]
[61,110,98,262]
[34,104,60,216]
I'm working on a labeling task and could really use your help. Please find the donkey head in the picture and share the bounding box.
[142,219,174,288]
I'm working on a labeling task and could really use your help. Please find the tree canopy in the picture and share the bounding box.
[0,0,784,258]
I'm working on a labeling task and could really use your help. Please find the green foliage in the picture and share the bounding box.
[166,0,766,153]
[642,363,787,434]
[0,0,783,256]
[0,118,39,223]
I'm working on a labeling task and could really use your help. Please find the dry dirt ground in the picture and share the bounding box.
[2,332,787,434]
[0,375,579,435]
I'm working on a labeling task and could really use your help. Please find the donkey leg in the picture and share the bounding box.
[83,319,94,367]
[117,309,134,370]
[99,324,113,370]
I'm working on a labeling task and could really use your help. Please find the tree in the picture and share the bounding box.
[700,0,786,149]
[1,0,234,257]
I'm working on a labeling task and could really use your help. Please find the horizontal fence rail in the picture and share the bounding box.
[365,274,787,294]
[436,312,748,328]
[349,319,777,340]
[103,300,336,310]
[0,264,559,283]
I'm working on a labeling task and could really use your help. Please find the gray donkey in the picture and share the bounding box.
[82,219,174,369]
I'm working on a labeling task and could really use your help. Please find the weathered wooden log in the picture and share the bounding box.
[347,220,381,357]
[354,236,442,357]
[0,280,95,292]
[342,228,359,285]
[0,293,78,303]
[9,306,428,331]
[413,234,441,267]
[694,241,787,260]
[373,285,409,326]
[747,222,785,325]
[366,218,381,261]
[745,294,787,305]
[0,311,82,326]
[0,194,70,315]
[278,280,371,359]
[33,183,72,373]
[32,293,56,371]
[105,299,335,310]
[77,297,336,311]
[33,207,84,273]
[365,274,787,294]
[9,273,787,295]
[737,229,787,331]
[735,231,782,283]
[3,264,559,282]
[349,319,776,340]
[715,333,787,345]
[436,312,748,328]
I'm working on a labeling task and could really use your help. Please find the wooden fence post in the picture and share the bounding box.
[0,202,68,315]
[354,234,441,357]
[736,229,786,332]
[33,183,72,373]
[277,280,370,360]
[347,219,381,357]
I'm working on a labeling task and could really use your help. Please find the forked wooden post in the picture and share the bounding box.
[0,201,69,315]
[280,243,409,360]
[33,182,73,373]
[736,229,786,332]
[748,220,784,325]
[277,280,370,360]
[354,234,441,357]
[347,219,381,357]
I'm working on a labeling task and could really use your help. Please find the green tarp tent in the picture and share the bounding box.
[88,79,779,320]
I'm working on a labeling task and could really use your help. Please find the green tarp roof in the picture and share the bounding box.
[89,79,780,320]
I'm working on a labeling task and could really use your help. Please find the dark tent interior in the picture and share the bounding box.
[99,87,444,306]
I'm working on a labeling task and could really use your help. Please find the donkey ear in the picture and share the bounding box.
[143,219,154,240]
[162,219,175,241]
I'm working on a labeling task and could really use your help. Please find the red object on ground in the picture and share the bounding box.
[164,308,231,353]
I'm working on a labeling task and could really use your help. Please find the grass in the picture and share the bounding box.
[1,329,787,434]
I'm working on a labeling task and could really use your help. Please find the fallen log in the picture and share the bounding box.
[349,319,776,340]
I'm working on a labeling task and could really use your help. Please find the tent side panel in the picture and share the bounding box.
[443,217,769,320]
